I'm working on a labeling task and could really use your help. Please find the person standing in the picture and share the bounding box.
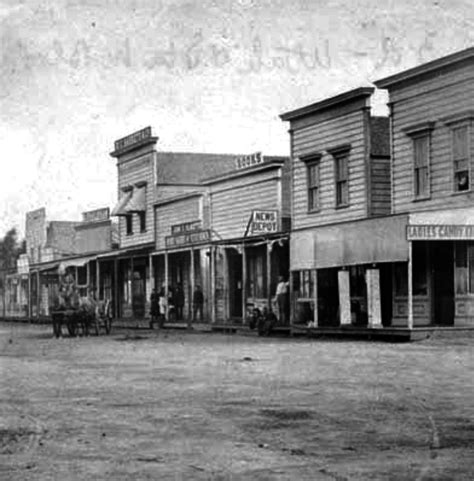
[274,275,289,324]
[149,288,159,329]
[192,284,204,324]
[175,283,185,321]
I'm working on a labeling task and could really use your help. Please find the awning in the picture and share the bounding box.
[111,191,133,216]
[126,186,146,212]
[291,214,409,270]
[58,255,96,271]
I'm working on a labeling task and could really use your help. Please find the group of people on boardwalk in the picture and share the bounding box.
[149,283,204,329]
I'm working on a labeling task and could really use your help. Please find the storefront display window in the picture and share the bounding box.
[248,251,266,298]
[295,270,313,299]
[455,242,474,294]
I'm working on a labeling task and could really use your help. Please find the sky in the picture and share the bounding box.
[0,0,472,238]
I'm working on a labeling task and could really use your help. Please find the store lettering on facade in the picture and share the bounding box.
[235,152,263,170]
[82,207,110,223]
[171,220,202,235]
[407,224,474,240]
[114,126,152,152]
[166,220,210,248]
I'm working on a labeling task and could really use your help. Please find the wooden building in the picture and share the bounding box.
[151,151,291,326]
[374,46,474,328]
[280,87,401,329]
[206,152,290,325]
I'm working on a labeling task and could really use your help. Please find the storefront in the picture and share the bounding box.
[153,194,212,324]
[290,214,409,328]
[398,206,474,328]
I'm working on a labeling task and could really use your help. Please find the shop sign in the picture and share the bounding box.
[247,210,279,236]
[114,126,152,151]
[171,220,202,235]
[407,224,474,240]
[82,207,110,223]
[235,152,263,170]
[166,229,211,248]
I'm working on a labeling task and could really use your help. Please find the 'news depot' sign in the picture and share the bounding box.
[248,210,279,235]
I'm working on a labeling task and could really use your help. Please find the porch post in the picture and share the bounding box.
[36,270,40,319]
[312,269,318,327]
[222,247,229,320]
[27,272,32,322]
[367,267,382,328]
[96,260,100,301]
[338,269,351,325]
[86,261,90,290]
[408,241,413,329]
[266,241,272,310]
[241,243,247,324]
[164,251,169,321]
[190,248,195,324]
[211,246,216,324]
[75,266,79,286]
[114,258,119,319]
[148,254,154,294]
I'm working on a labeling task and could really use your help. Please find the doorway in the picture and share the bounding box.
[228,249,243,318]
[431,242,454,326]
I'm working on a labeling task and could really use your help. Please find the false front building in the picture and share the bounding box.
[374,46,474,327]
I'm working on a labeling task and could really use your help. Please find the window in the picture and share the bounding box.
[125,215,133,235]
[307,161,320,212]
[455,242,474,294]
[413,135,430,198]
[139,212,146,232]
[332,150,349,207]
[247,251,266,298]
[296,270,314,299]
[452,125,470,192]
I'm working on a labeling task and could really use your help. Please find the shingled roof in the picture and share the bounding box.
[156,152,239,184]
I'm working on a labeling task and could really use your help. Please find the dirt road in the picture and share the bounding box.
[1,323,473,480]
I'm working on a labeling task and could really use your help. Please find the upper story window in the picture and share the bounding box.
[125,215,133,235]
[403,121,435,200]
[139,212,146,233]
[452,124,470,192]
[327,144,351,208]
[413,134,430,199]
[301,153,321,213]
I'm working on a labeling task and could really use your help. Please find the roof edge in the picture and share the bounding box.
[374,47,474,89]
[280,87,374,122]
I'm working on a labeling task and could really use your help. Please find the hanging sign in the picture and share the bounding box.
[171,220,202,235]
[246,210,279,236]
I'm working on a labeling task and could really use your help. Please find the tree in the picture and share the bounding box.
[0,228,26,288]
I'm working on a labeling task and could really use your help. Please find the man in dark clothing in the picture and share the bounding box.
[149,289,159,329]
[192,285,204,324]
[174,283,185,321]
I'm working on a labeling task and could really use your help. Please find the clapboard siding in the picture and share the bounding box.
[388,63,473,104]
[155,197,202,250]
[117,154,155,248]
[370,156,391,216]
[291,109,369,229]
[391,69,474,213]
[211,173,280,240]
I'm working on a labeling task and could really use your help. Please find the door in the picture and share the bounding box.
[132,270,146,318]
[432,242,454,326]
[228,250,243,318]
